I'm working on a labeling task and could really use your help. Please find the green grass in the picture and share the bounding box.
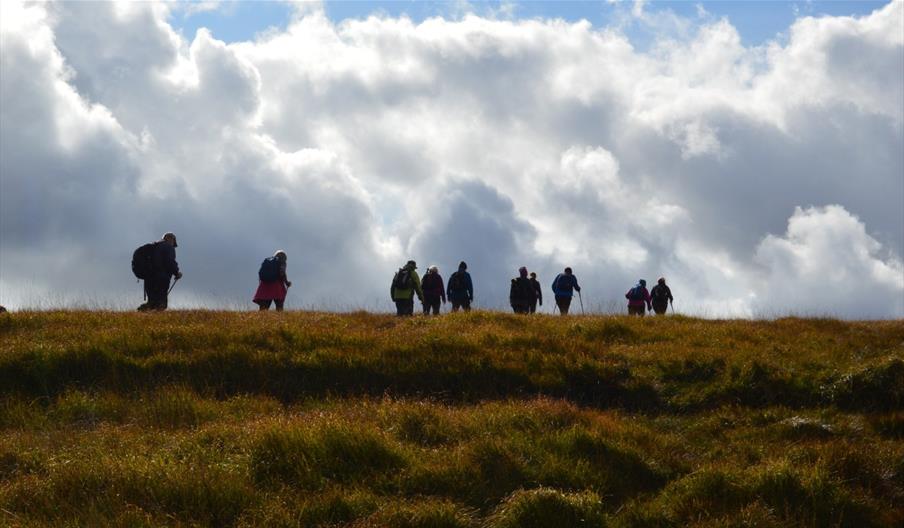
[0,311,902,527]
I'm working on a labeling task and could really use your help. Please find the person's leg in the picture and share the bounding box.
[395,301,405,316]
[529,302,537,314]
[274,299,284,311]
[431,301,440,315]
[422,301,430,315]
[451,301,460,312]
[146,277,169,311]
[462,300,471,312]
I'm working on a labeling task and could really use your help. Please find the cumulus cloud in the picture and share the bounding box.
[0,0,901,318]
[753,206,904,318]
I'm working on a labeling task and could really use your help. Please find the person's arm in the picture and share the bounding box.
[573,276,581,292]
[162,245,181,277]
[439,275,446,303]
[537,284,543,305]
[280,264,291,288]
[467,274,473,301]
[413,272,423,301]
[645,288,652,309]
[667,286,673,302]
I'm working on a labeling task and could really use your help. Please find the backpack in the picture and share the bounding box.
[131,242,158,280]
[448,272,464,292]
[259,257,281,282]
[392,268,412,290]
[629,287,645,301]
[652,286,669,301]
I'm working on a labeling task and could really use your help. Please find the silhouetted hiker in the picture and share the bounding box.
[510,267,536,314]
[134,232,182,311]
[447,261,473,312]
[421,265,446,315]
[391,260,423,316]
[625,279,652,316]
[529,272,543,313]
[253,250,292,311]
[551,267,581,315]
[0,306,6,314]
[650,277,673,315]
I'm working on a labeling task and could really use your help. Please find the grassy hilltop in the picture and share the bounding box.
[0,311,902,527]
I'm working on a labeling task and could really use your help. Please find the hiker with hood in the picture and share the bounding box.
[551,267,581,315]
[137,232,182,311]
[421,265,446,315]
[391,260,423,316]
[529,272,543,313]
[253,250,292,311]
[650,277,674,315]
[447,261,474,312]
[510,267,536,314]
[625,279,652,316]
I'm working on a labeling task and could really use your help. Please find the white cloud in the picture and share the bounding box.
[0,0,901,317]
[753,206,904,318]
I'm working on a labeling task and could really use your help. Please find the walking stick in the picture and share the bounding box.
[578,290,584,315]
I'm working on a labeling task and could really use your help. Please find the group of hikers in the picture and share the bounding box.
[132,233,675,316]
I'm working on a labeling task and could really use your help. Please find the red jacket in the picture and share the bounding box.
[626,286,651,307]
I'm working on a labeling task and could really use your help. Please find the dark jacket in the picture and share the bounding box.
[446,270,473,302]
[153,242,179,279]
[650,284,673,305]
[552,273,580,297]
[421,272,446,303]
[510,277,536,307]
[529,278,543,305]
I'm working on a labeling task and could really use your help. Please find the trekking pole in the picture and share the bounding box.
[168,276,179,294]
[578,291,584,315]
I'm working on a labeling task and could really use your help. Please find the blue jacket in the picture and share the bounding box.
[446,270,473,302]
[552,273,580,297]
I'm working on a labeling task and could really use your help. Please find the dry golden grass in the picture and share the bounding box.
[0,310,901,526]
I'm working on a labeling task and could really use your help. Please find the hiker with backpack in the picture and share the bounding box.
[551,267,581,315]
[529,272,543,313]
[650,277,673,315]
[446,261,474,312]
[391,260,424,316]
[421,265,446,315]
[253,250,292,311]
[134,232,182,311]
[510,267,536,314]
[625,279,652,316]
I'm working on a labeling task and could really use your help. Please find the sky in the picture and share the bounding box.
[0,0,902,317]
